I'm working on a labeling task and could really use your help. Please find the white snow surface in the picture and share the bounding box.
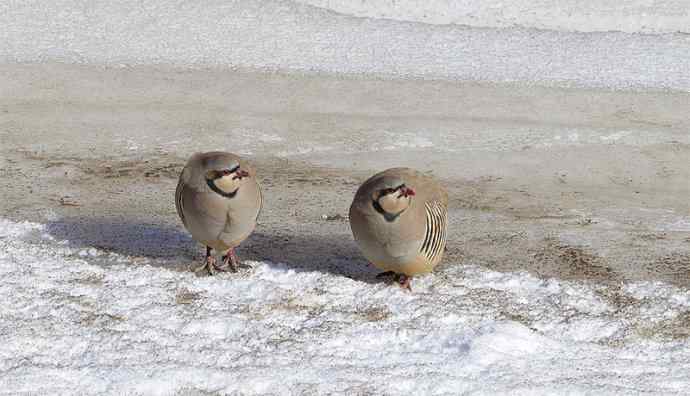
[298,0,690,33]
[1,218,689,394]
[1,0,690,91]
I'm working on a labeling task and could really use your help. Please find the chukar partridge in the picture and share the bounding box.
[349,168,448,290]
[175,152,262,275]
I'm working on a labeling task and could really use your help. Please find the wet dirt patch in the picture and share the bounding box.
[358,306,391,322]
[448,177,509,213]
[636,312,690,341]
[20,149,185,180]
[71,272,106,286]
[80,312,127,327]
[96,160,183,179]
[176,288,204,305]
[653,253,690,287]
[531,238,616,282]
[594,284,639,313]
[637,232,669,241]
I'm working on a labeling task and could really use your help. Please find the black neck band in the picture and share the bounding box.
[207,179,238,198]
[372,200,401,222]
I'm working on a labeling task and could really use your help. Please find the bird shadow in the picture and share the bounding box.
[240,231,382,285]
[44,217,195,269]
[42,217,383,284]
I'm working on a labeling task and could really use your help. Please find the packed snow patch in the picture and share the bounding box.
[1,0,690,90]
[298,0,690,34]
[1,218,689,394]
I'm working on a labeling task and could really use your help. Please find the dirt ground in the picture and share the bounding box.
[1,63,689,287]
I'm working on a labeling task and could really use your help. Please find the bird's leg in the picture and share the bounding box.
[192,246,218,275]
[376,271,412,291]
[219,248,238,273]
[394,273,412,291]
[221,248,251,272]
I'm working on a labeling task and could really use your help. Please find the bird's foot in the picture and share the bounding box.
[191,255,228,276]
[376,271,412,291]
[219,249,252,273]
[394,273,412,291]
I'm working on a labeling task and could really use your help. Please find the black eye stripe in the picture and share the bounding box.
[381,184,406,196]
[213,165,240,178]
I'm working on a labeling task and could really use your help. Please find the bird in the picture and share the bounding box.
[175,151,262,275]
[349,168,448,290]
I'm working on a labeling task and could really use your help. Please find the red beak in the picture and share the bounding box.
[233,169,250,179]
[401,187,415,197]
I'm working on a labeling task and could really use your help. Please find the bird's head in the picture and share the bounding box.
[204,158,250,198]
[372,178,415,217]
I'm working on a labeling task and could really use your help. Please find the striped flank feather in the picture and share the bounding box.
[421,201,447,262]
[256,185,263,222]
[175,180,186,227]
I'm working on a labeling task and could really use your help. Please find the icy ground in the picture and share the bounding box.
[1,218,689,394]
[2,0,690,91]
[298,0,690,33]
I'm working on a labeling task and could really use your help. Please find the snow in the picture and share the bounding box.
[1,0,690,91]
[658,218,690,232]
[225,126,690,159]
[2,1,689,393]
[298,0,690,34]
[1,218,689,394]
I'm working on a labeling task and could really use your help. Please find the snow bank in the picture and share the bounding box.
[1,218,689,394]
[298,0,690,34]
[1,0,689,90]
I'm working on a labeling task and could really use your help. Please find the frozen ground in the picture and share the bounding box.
[2,218,690,395]
[1,0,690,90]
[299,0,690,33]
[1,63,689,395]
